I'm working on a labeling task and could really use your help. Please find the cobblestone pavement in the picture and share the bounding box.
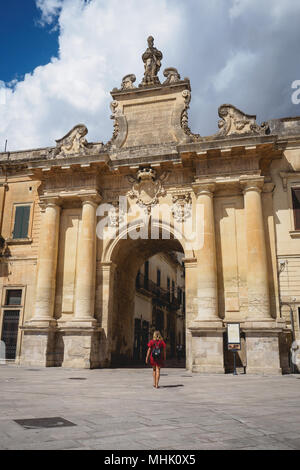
[0,365,299,450]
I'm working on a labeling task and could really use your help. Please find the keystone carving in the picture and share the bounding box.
[217,104,269,137]
[127,167,168,213]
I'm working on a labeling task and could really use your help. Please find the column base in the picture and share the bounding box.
[20,320,57,367]
[192,365,225,374]
[57,320,102,368]
[187,322,225,374]
[244,328,283,375]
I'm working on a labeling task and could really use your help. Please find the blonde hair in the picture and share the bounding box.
[153,330,163,341]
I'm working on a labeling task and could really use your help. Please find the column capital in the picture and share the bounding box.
[192,180,216,198]
[39,196,62,212]
[240,176,265,194]
[262,182,275,194]
[79,193,102,207]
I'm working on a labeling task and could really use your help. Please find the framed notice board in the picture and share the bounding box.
[227,323,241,351]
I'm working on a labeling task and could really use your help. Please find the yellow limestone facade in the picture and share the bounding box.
[0,37,300,373]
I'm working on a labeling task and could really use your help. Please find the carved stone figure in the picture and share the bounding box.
[121,74,136,90]
[163,67,181,85]
[217,104,269,137]
[127,167,168,213]
[140,36,163,87]
[55,124,89,157]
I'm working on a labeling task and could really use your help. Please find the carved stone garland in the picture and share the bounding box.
[171,192,192,222]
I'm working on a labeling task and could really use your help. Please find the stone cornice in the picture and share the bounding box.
[110,79,191,99]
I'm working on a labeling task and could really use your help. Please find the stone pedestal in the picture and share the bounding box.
[188,323,225,373]
[245,327,282,375]
[57,321,101,369]
[20,322,56,367]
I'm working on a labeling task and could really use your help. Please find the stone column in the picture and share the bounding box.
[240,177,282,375]
[20,198,61,367]
[32,198,61,322]
[193,182,219,321]
[240,177,271,319]
[74,198,98,322]
[188,182,224,373]
[59,195,101,369]
[98,262,116,367]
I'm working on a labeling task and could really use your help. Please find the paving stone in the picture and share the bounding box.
[0,365,299,450]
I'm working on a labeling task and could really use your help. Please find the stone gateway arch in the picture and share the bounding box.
[1,37,300,373]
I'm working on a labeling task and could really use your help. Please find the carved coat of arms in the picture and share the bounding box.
[127,168,168,213]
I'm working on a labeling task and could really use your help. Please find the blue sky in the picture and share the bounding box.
[1,0,300,151]
[1,0,59,83]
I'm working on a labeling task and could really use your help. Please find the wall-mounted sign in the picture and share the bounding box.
[227,323,241,351]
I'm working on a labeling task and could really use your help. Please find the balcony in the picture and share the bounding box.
[135,272,182,310]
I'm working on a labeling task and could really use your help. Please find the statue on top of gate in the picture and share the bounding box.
[140,36,163,87]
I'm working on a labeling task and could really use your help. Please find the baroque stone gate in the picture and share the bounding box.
[1,37,300,373]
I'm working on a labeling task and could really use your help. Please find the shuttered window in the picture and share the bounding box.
[5,289,22,306]
[292,188,300,230]
[12,205,30,239]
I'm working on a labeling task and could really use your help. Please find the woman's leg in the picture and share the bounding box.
[153,367,156,387]
[155,366,160,388]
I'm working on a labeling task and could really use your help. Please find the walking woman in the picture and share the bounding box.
[146,330,166,388]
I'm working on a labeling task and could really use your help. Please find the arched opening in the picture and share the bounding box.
[101,222,187,367]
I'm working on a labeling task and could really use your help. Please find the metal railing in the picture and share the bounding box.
[136,272,182,310]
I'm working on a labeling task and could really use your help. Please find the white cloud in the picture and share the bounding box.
[36,0,64,26]
[1,0,300,151]
[0,0,184,151]
[213,51,257,93]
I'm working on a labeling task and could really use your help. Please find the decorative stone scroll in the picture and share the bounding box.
[106,100,127,149]
[217,104,269,137]
[171,192,192,222]
[163,67,181,85]
[49,124,103,158]
[127,167,168,213]
[121,74,136,90]
[54,124,89,157]
[181,90,201,142]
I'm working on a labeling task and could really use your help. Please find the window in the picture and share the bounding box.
[157,269,161,287]
[292,188,300,230]
[177,287,182,304]
[1,310,20,360]
[167,277,170,291]
[172,280,175,301]
[5,289,22,306]
[12,205,31,239]
[144,261,149,288]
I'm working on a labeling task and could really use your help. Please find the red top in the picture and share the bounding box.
[147,339,166,367]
